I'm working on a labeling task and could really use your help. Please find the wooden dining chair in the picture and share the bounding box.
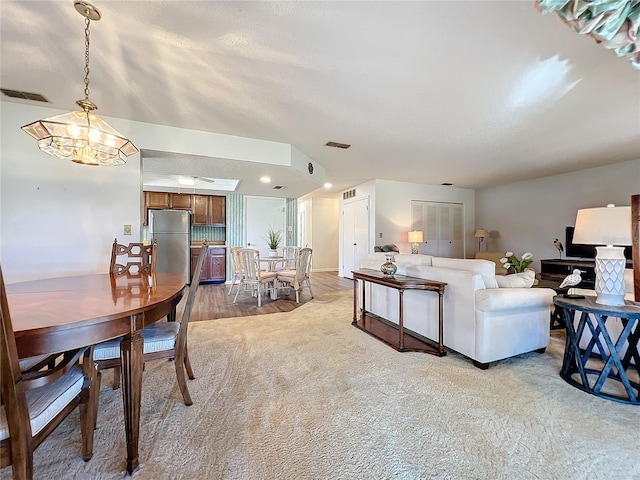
[93,242,207,407]
[276,247,314,303]
[110,238,157,276]
[233,248,277,307]
[0,266,98,480]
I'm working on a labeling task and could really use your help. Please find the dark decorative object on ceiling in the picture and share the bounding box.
[536,0,640,69]
[308,162,314,174]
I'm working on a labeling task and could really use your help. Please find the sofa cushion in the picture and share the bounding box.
[495,270,535,288]
[366,253,433,267]
[431,257,498,288]
[394,254,433,266]
[475,252,509,275]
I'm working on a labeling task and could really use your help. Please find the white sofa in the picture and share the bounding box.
[359,253,556,369]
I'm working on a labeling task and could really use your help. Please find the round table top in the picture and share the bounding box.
[7,273,186,333]
[553,294,640,316]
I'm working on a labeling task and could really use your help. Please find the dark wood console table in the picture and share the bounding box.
[352,269,447,356]
[553,295,640,405]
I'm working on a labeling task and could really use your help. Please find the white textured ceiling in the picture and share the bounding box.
[1,1,639,197]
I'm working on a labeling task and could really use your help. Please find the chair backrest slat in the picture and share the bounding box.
[282,246,300,269]
[295,248,313,281]
[178,241,208,337]
[110,238,157,276]
[238,248,261,282]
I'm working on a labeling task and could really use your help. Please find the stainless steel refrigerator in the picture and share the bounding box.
[149,209,191,283]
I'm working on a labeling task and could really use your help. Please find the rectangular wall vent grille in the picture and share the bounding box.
[326,141,351,149]
[343,189,356,200]
[1,89,49,103]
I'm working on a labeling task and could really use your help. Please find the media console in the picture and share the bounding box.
[540,258,632,290]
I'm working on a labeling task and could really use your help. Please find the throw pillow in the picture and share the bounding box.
[495,269,535,288]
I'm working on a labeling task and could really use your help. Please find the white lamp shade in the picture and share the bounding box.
[408,231,423,243]
[572,205,631,306]
[474,229,490,238]
[573,206,632,246]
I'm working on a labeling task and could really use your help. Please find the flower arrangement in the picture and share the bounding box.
[265,225,283,250]
[500,251,533,273]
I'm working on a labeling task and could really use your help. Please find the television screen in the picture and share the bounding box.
[565,226,633,260]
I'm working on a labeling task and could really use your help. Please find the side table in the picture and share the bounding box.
[352,268,447,356]
[553,295,640,405]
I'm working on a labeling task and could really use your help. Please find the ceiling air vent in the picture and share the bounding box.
[440,182,454,186]
[326,141,351,149]
[343,189,356,200]
[1,88,49,103]
[273,185,284,190]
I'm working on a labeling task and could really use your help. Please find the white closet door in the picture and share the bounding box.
[411,201,464,258]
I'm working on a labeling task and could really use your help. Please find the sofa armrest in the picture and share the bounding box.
[476,288,555,312]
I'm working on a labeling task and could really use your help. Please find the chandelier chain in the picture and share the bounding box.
[83,9,91,100]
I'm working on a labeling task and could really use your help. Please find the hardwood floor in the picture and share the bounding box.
[189,271,353,321]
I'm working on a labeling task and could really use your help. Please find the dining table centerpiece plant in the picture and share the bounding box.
[500,251,534,273]
[265,225,283,256]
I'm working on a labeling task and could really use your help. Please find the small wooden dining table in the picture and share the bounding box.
[6,272,187,475]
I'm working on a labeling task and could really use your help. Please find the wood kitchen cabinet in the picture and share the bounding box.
[145,192,170,209]
[144,192,226,226]
[192,195,210,225]
[170,194,192,210]
[209,196,226,225]
[191,246,226,284]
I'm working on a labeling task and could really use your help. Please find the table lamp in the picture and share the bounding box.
[408,230,423,254]
[474,229,490,252]
[572,204,631,306]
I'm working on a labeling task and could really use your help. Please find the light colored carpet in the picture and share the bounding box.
[5,291,639,480]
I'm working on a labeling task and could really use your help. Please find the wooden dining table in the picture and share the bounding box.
[6,272,187,475]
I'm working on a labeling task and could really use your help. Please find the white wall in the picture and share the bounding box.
[336,179,476,276]
[1,102,142,283]
[311,197,339,271]
[373,179,476,257]
[475,159,640,271]
[0,101,317,283]
[298,196,339,272]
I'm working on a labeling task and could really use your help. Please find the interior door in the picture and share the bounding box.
[342,197,369,279]
[244,196,286,258]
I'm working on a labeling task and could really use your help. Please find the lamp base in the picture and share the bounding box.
[594,246,627,306]
[411,243,419,255]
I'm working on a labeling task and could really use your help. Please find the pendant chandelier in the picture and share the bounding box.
[21,1,137,166]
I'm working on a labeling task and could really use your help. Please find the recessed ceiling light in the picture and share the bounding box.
[324,182,332,189]
[260,176,271,183]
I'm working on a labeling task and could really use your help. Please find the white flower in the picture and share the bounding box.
[505,251,514,258]
[499,257,509,264]
[503,262,512,269]
[522,252,533,260]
